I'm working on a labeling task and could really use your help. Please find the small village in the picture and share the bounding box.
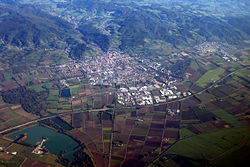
[195,42,239,62]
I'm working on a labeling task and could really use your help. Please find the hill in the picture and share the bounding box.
[10,0,249,57]
[0,4,94,73]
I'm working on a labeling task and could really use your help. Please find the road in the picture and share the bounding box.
[0,66,248,135]
[145,66,249,167]
[0,108,109,135]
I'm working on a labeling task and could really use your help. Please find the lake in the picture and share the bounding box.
[61,88,71,98]
[8,125,79,160]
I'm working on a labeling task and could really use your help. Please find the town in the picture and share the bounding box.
[2,43,239,107]
[54,50,193,106]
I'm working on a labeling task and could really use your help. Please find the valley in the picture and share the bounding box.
[0,0,249,167]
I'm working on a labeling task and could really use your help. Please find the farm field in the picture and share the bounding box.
[0,63,249,167]
[152,127,250,167]
[0,1,249,165]
[195,68,225,87]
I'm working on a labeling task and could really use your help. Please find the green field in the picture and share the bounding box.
[165,127,249,160]
[197,92,215,102]
[196,68,225,87]
[103,133,111,141]
[47,96,58,101]
[211,110,242,127]
[29,84,46,92]
[131,129,148,136]
[103,127,112,131]
[70,85,80,89]
[190,60,199,70]
[210,138,250,167]
[149,158,180,167]
[0,104,8,109]
[235,69,250,82]
[180,128,194,139]
[49,89,59,96]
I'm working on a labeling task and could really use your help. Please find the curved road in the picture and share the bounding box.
[0,66,248,135]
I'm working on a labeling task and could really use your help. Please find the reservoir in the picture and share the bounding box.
[8,125,79,160]
[61,88,71,98]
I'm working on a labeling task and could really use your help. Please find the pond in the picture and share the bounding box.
[8,126,79,160]
[61,88,71,98]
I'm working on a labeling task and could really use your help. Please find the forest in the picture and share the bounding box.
[1,87,48,115]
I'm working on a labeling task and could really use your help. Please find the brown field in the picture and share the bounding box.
[211,120,230,129]
[129,135,146,142]
[154,104,167,111]
[16,109,38,120]
[107,94,115,104]
[164,129,179,139]
[188,72,203,83]
[161,142,172,152]
[60,102,71,105]
[205,102,220,111]
[176,83,189,92]
[1,114,16,123]
[148,129,163,137]
[145,140,161,148]
[186,67,196,74]
[181,109,197,120]
[72,113,83,128]
[0,152,13,161]
[121,159,139,167]
[90,146,103,167]
[152,114,166,120]
[125,119,135,126]
[72,99,81,105]
[216,85,236,95]
[0,107,9,112]
[72,104,82,109]
[209,88,227,98]
[196,111,216,122]
[190,84,203,92]
[181,97,201,110]
[150,123,164,129]
[103,120,112,128]
[169,101,180,110]
[192,122,218,133]
[69,129,104,167]
[166,120,180,129]
[93,100,104,109]
[212,100,234,111]
[2,81,19,90]
[166,115,179,121]
[187,126,201,134]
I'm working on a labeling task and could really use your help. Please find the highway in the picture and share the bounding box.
[0,108,109,135]
[0,66,248,135]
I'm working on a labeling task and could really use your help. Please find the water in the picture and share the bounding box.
[61,88,71,97]
[8,126,78,160]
